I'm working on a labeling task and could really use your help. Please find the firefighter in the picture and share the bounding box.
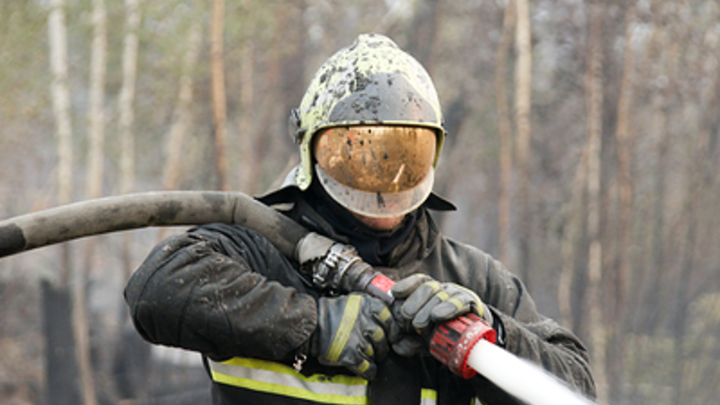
[124,34,595,404]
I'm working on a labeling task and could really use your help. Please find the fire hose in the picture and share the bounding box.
[0,191,595,405]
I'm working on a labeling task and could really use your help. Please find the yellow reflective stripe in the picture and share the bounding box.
[378,307,391,322]
[210,374,367,405]
[209,357,368,404]
[215,357,367,385]
[421,388,437,399]
[421,388,437,405]
[210,358,440,405]
[357,360,370,374]
[427,281,442,291]
[447,297,464,310]
[328,295,362,362]
[211,373,367,405]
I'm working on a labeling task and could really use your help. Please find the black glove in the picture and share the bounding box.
[311,293,400,380]
[390,274,491,356]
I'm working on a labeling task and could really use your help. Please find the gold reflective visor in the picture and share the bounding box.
[313,126,437,194]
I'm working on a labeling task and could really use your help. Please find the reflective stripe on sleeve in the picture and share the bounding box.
[421,388,438,405]
[209,357,368,405]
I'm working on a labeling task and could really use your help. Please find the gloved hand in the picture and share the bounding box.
[311,293,400,380]
[390,274,492,356]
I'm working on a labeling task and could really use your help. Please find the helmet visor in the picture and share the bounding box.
[313,125,437,218]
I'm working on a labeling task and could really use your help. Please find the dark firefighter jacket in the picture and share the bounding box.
[124,182,596,405]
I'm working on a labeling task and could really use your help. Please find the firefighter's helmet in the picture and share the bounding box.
[289,34,446,218]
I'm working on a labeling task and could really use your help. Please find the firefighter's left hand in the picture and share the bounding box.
[311,293,400,380]
[390,274,491,356]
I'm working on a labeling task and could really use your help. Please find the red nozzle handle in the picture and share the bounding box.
[429,313,496,379]
[364,273,496,379]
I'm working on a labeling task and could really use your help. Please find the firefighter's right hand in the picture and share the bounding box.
[311,293,400,380]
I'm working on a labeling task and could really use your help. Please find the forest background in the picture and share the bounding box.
[0,0,719,404]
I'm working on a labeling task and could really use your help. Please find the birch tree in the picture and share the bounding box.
[118,0,140,277]
[48,1,81,404]
[111,0,143,399]
[119,0,140,198]
[73,1,108,404]
[49,0,73,210]
[86,0,106,203]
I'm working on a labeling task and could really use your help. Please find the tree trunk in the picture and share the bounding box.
[119,0,140,198]
[86,0,106,203]
[237,34,255,193]
[42,280,82,405]
[558,133,591,329]
[76,1,108,403]
[163,21,203,192]
[243,0,305,194]
[70,268,97,405]
[637,5,681,335]
[584,1,608,403]
[47,2,81,404]
[494,0,515,265]
[159,19,202,242]
[49,0,73,209]
[673,35,720,403]
[115,0,143,400]
[514,0,532,289]
[672,206,695,405]
[407,0,441,68]
[671,133,707,403]
[608,5,636,403]
[640,35,677,334]
[119,0,141,276]
[211,0,229,191]
[643,92,669,331]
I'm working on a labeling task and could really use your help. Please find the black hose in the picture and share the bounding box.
[0,191,309,259]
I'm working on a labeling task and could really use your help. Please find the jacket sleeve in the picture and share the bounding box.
[124,223,317,362]
[474,255,596,400]
[427,238,596,401]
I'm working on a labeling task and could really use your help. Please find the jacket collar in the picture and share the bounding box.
[257,180,447,268]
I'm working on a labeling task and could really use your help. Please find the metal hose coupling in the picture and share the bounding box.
[312,243,362,290]
[297,237,390,304]
[310,243,374,293]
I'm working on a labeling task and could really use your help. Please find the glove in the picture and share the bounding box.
[311,293,400,380]
[390,274,491,356]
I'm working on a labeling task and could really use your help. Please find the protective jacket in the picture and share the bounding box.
[125,182,596,405]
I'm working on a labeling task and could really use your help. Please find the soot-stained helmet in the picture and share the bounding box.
[289,33,446,218]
